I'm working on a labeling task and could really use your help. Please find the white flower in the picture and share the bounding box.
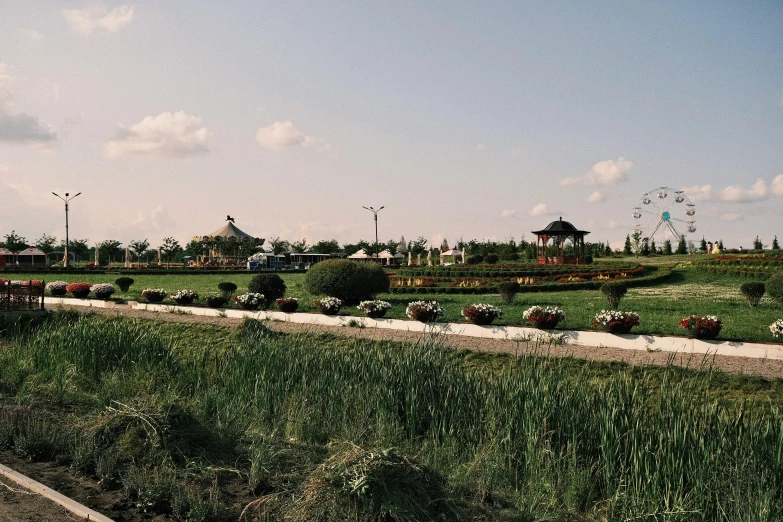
[523,305,565,321]
[594,310,639,326]
[170,289,199,300]
[357,300,392,313]
[405,300,444,319]
[770,319,783,339]
[236,292,264,305]
[316,296,341,311]
[461,303,502,319]
[90,283,116,296]
[46,281,68,291]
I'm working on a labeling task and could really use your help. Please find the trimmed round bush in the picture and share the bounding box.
[583,255,593,264]
[740,282,765,308]
[304,259,389,304]
[768,272,783,303]
[497,281,520,304]
[248,274,286,308]
[466,255,483,265]
[218,282,237,299]
[600,281,628,309]
[114,277,134,292]
[485,254,499,265]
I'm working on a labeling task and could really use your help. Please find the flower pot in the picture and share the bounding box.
[50,289,67,297]
[365,309,388,318]
[94,293,114,300]
[70,291,90,299]
[174,297,194,306]
[687,326,721,340]
[468,315,496,325]
[146,295,165,303]
[317,307,340,316]
[531,318,560,329]
[600,323,634,334]
[411,311,438,323]
[241,303,260,311]
[206,297,226,308]
[276,301,299,313]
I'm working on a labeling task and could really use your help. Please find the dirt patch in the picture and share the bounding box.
[47,303,783,380]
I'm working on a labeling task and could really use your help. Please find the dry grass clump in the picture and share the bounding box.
[245,441,459,522]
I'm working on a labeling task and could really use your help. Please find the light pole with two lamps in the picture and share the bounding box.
[362,205,384,261]
[52,192,80,268]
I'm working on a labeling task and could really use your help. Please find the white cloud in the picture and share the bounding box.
[0,110,58,144]
[607,220,618,230]
[771,174,783,197]
[501,209,517,218]
[720,178,767,202]
[63,3,135,35]
[475,142,487,152]
[720,212,742,222]
[0,63,14,110]
[560,156,633,186]
[529,203,548,217]
[131,205,175,231]
[21,29,44,41]
[255,120,326,151]
[585,191,604,204]
[104,111,210,159]
[681,184,712,202]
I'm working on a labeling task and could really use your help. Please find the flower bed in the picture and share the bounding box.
[406,300,444,323]
[90,283,116,300]
[769,320,783,339]
[46,281,68,296]
[315,297,341,315]
[461,303,502,325]
[275,298,299,313]
[66,282,91,298]
[594,310,640,334]
[523,306,565,329]
[235,292,265,310]
[170,290,199,306]
[680,315,722,339]
[357,300,392,318]
[141,288,167,303]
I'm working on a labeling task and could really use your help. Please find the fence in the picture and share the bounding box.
[0,281,45,311]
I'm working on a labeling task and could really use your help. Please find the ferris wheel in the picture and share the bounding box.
[632,187,696,245]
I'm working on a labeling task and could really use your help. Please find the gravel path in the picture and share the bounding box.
[48,304,783,380]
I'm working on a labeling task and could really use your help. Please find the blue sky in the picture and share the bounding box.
[1,1,782,250]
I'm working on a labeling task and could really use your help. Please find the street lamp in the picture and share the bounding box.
[362,205,384,261]
[52,192,81,268]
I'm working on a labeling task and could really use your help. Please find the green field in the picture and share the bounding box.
[1,312,782,521]
[7,261,783,343]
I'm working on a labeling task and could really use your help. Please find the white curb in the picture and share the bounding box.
[0,462,114,522]
[46,297,783,361]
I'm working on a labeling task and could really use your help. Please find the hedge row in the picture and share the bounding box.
[386,266,672,294]
[0,268,306,275]
[391,264,639,278]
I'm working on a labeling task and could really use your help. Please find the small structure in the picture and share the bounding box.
[194,217,263,266]
[0,280,45,311]
[289,252,331,269]
[439,247,463,265]
[376,249,404,266]
[247,252,286,270]
[348,249,372,261]
[532,217,590,265]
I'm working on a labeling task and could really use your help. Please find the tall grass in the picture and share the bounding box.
[4,315,783,520]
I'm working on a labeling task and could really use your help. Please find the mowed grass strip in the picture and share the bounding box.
[9,266,783,342]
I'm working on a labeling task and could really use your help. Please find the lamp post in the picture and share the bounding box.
[52,192,81,268]
[362,206,384,261]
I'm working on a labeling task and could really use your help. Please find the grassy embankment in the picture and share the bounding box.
[0,312,782,520]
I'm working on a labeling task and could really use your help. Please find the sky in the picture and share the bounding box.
[1,1,782,251]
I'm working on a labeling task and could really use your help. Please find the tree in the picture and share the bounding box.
[440,238,450,250]
[98,240,123,265]
[129,239,150,264]
[700,237,707,252]
[604,243,612,256]
[663,239,673,255]
[753,236,763,250]
[623,235,632,256]
[409,236,428,256]
[650,239,657,254]
[310,239,340,254]
[159,237,182,267]
[268,237,290,255]
[718,239,724,250]
[35,233,57,255]
[3,231,28,264]
[397,236,407,254]
[290,239,309,253]
[641,238,650,256]
[676,235,687,255]
[61,238,89,265]
[630,231,643,257]
[773,236,780,250]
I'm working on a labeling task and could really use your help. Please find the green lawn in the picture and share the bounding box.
[6,265,783,342]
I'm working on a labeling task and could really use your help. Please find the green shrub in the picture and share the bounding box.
[485,254,499,264]
[466,255,483,265]
[217,281,237,300]
[767,272,783,303]
[304,259,389,304]
[497,281,520,304]
[500,252,519,261]
[248,274,287,308]
[114,277,134,292]
[740,282,765,307]
[600,281,627,309]
[583,255,593,264]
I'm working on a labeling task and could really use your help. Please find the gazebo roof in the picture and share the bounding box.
[348,249,371,259]
[532,217,589,235]
[205,221,254,239]
[440,248,463,256]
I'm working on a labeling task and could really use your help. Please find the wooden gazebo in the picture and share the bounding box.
[532,217,590,265]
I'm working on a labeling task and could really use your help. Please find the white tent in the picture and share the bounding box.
[440,247,464,265]
[348,249,371,259]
